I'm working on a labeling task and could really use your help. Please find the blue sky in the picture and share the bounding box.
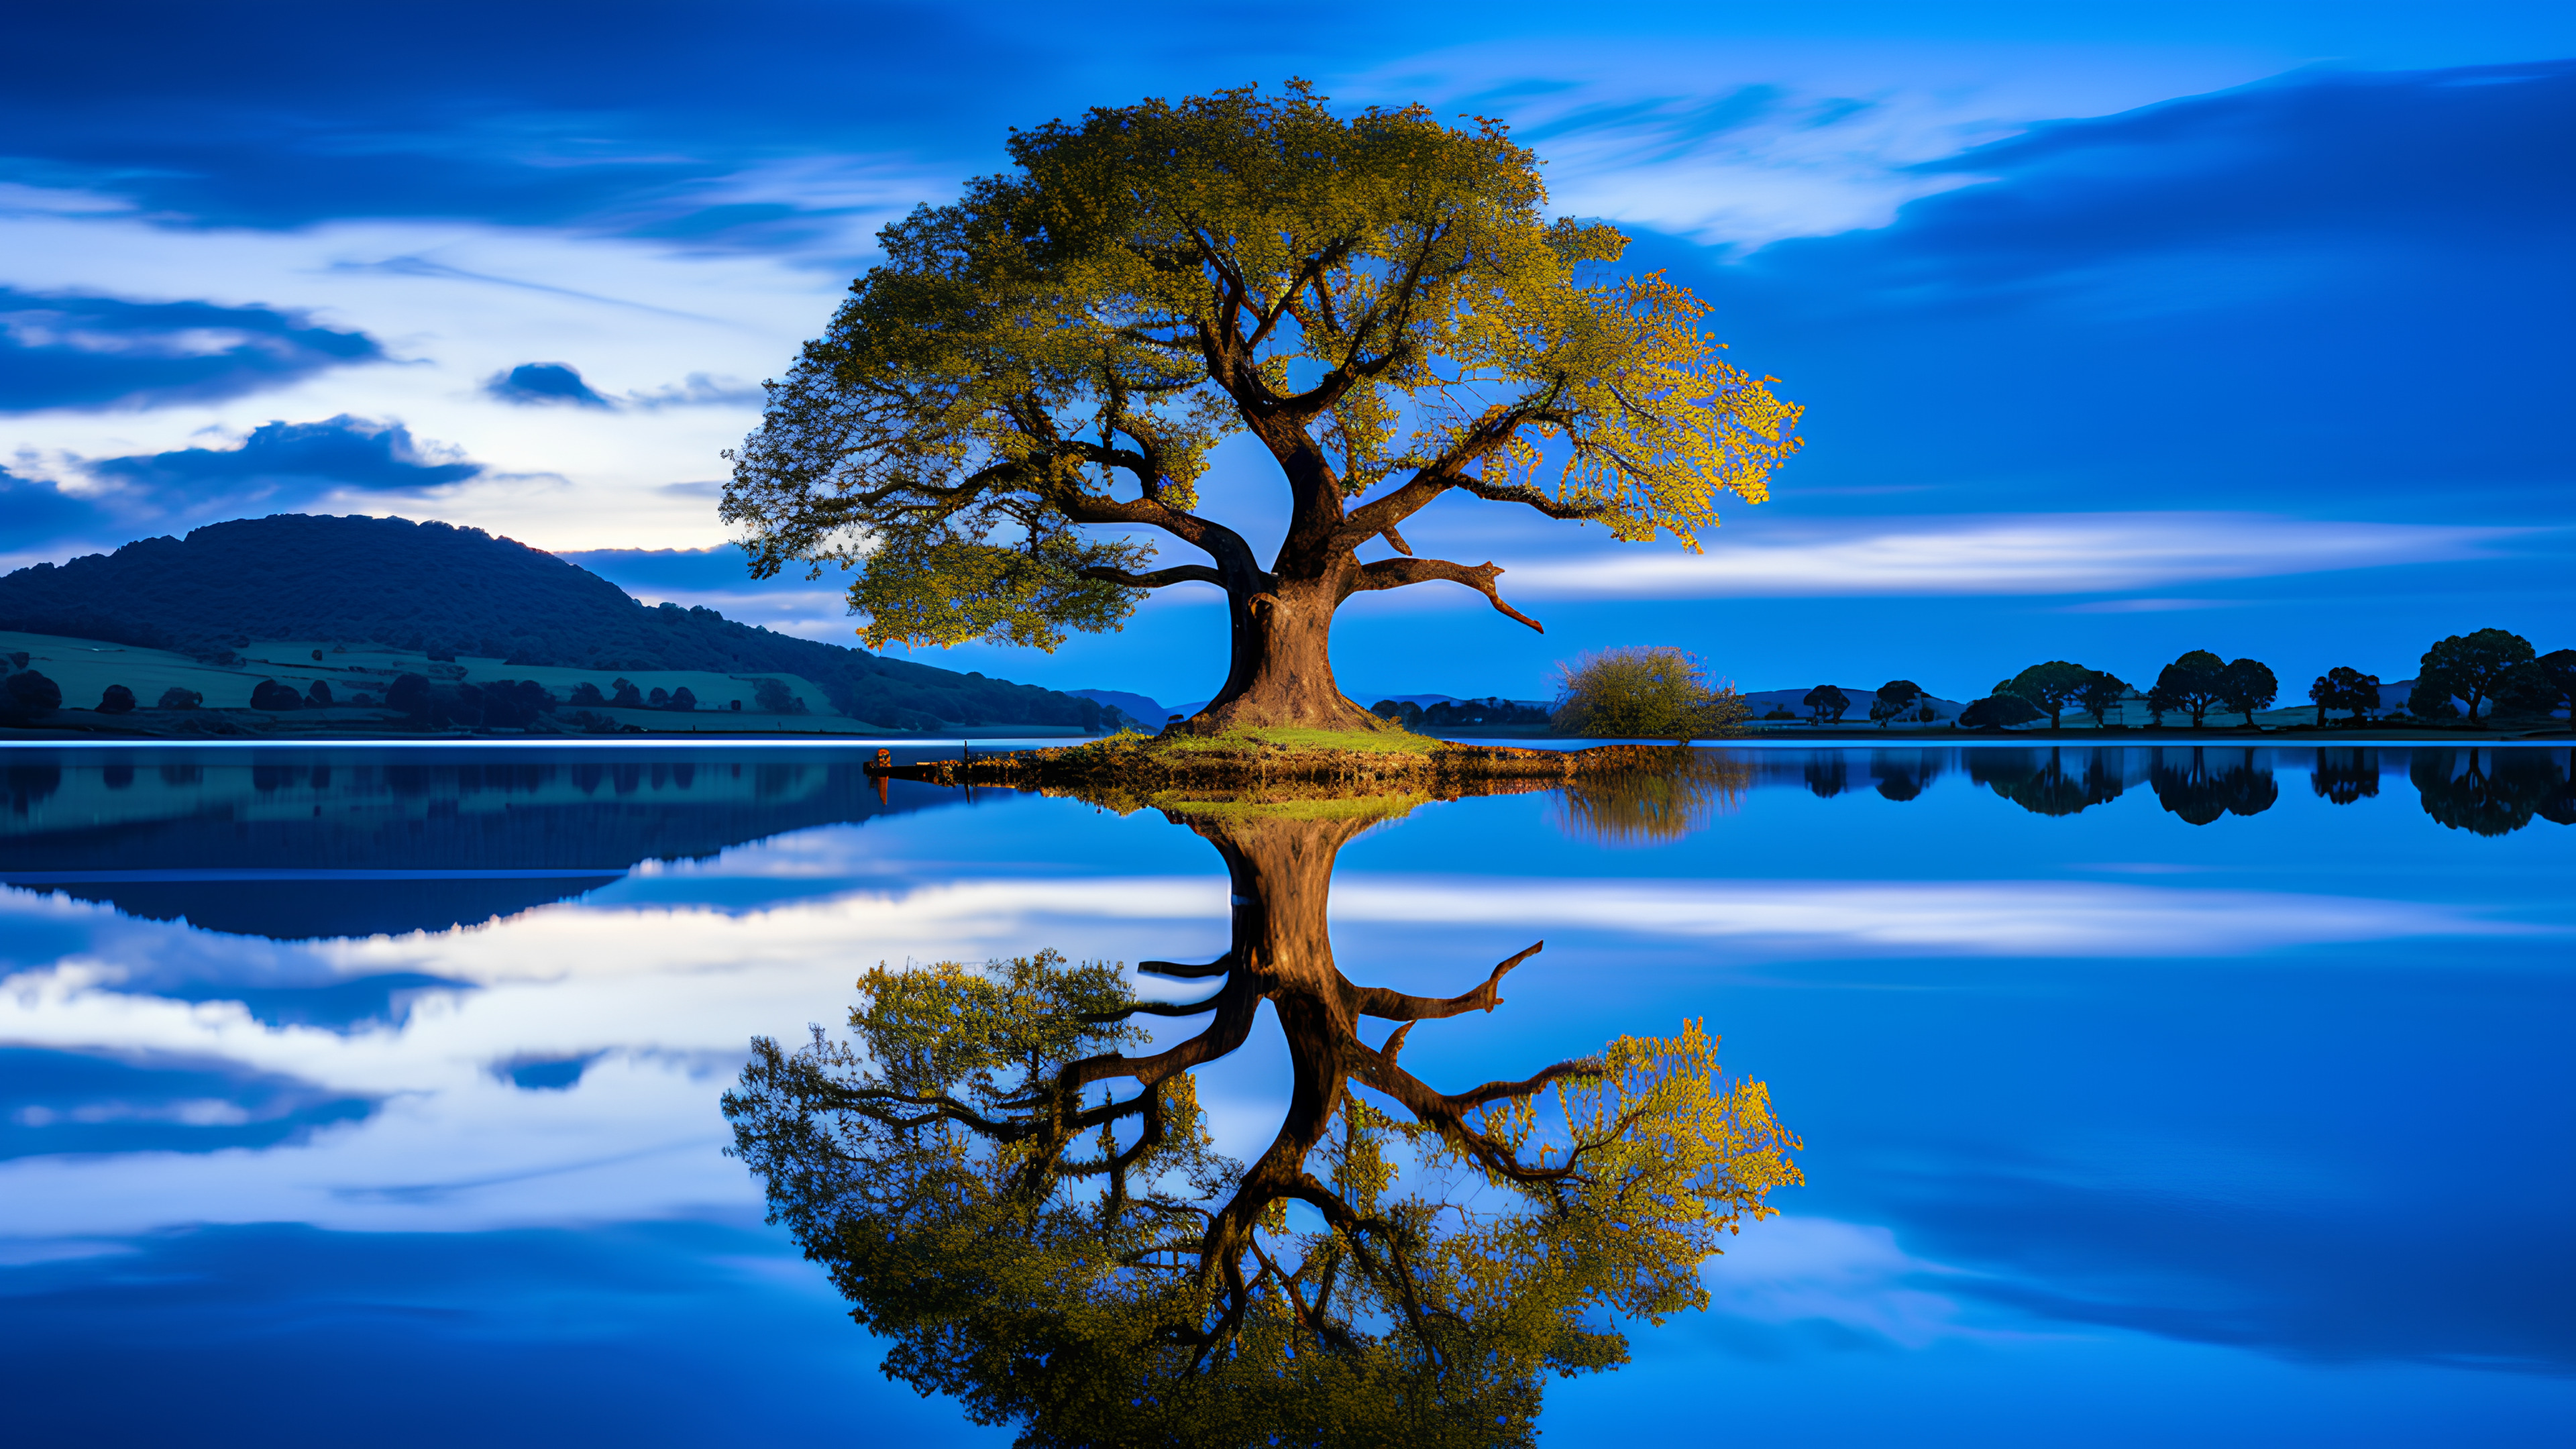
[3,1,2569,706]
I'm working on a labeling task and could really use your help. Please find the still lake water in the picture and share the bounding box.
[1,741,2569,1445]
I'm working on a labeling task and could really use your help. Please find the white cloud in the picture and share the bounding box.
[1499,512,2525,598]
[0,210,851,553]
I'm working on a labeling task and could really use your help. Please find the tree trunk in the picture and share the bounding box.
[1186,811,1371,1271]
[1187,574,1387,735]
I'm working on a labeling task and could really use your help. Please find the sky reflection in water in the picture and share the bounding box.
[1,743,2569,1445]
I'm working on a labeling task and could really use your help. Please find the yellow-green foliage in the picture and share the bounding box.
[1552,646,1750,741]
[725,81,1799,654]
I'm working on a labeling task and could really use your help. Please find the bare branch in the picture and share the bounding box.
[1350,941,1542,1022]
[1077,563,1226,590]
[1348,556,1544,633]
[1138,955,1233,979]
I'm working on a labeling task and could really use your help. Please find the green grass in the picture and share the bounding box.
[1149,724,1444,756]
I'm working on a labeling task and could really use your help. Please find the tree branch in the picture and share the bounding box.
[1077,563,1226,590]
[1348,555,1544,633]
[1350,941,1542,1022]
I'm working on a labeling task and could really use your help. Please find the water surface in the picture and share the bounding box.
[3,743,2569,1444]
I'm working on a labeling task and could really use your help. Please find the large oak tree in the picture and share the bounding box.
[724,83,1802,732]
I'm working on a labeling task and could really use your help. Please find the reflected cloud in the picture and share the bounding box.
[1701,1216,1973,1349]
[1332,877,2535,957]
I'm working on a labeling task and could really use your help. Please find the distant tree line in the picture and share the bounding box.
[1951,628,2569,731]
[1369,696,1552,729]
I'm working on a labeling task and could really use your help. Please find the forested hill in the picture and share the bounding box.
[0,514,1097,730]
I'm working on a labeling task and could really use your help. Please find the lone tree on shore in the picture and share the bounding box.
[724,83,1802,735]
[1802,684,1849,724]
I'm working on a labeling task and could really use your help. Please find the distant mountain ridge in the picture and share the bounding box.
[0,514,1099,731]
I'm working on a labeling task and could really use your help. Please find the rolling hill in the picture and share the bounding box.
[0,514,1101,731]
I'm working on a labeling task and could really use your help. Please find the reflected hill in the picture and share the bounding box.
[0,749,965,938]
[728,777,1801,1447]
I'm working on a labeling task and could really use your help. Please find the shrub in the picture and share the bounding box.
[249,678,305,710]
[1959,694,2044,730]
[157,686,202,710]
[305,680,333,708]
[386,673,434,717]
[2,669,63,717]
[667,686,697,711]
[610,678,645,708]
[567,681,606,706]
[1552,647,1748,742]
[97,684,137,714]
[752,678,802,713]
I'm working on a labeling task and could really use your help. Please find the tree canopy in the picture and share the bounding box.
[1867,679,1922,727]
[2308,665,2379,726]
[2000,661,2093,729]
[2076,669,2129,727]
[2148,650,2228,727]
[1958,693,2043,730]
[724,83,1801,731]
[2418,629,2534,722]
[2216,657,2277,725]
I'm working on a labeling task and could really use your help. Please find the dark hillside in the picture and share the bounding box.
[0,514,1097,729]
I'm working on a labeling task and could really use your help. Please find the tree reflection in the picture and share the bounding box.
[2149,747,2277,825]
[1969,748,2126,818]
[1550,753,1753,844]
[1869,751,1943,802]
[2410,748,2573,836]
[727,788,1799,1448]
[2309,748,2380,806]
[1802,755,1849,799]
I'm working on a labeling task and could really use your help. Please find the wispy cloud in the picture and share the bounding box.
[1332,875,2535,956]
[1342,41,2277,248]
[1500,513,2526,598]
